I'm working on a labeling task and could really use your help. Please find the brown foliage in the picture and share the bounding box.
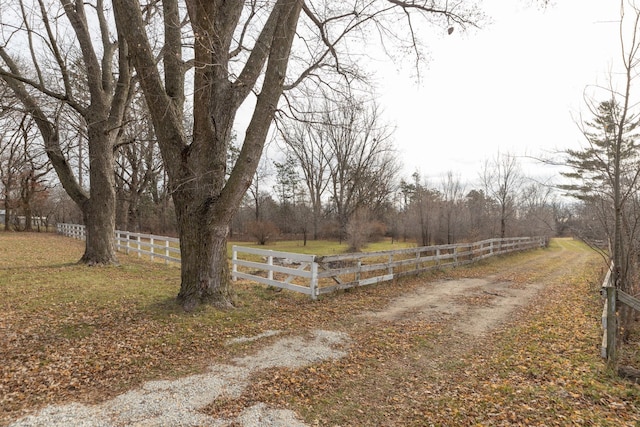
[1,235,639,426]
[246,220,280,245]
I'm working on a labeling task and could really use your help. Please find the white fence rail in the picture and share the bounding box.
[58,223,86,240]
[56,223,545,300]
[232,246,318,297]
[57,223,181,264]
[232,236,547,300]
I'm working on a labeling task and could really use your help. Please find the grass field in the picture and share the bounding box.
[1,233,639,426]
[235,238,417,255]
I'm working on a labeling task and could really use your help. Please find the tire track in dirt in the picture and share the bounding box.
[362,239,596,374]
[369,240,591,327]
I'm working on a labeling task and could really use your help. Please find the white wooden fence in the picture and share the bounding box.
[57,223,86,240]
[231,246,318,297]
[56,223,545,300]
[232,236,547,300]
[56,223,181,264]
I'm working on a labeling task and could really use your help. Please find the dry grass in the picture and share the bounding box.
[1,233,639,426]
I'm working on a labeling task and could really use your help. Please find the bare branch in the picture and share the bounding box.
[0,51,85,114]
[36,0,75,104]
[60,0,105,100]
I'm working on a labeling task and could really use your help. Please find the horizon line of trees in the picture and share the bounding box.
[0,104,574,251]
[1,69,574,250]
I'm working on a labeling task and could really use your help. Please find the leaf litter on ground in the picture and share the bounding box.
[0,233,639,426]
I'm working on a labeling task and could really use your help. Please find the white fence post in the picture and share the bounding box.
[165,240,170,265]
[150,236,155,261]
[232,246,238,281]
[310,258,318,300]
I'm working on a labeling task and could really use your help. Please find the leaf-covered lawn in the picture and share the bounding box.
[1,233,639,426]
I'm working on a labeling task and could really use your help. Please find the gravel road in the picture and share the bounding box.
[9,330,350,427]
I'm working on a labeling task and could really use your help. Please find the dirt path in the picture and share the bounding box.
[346,240,591,382]
[369,238,590,336]
[7,239,604,426]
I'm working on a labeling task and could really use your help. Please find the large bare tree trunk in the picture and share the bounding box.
[114,0,478,310]
[176,206,233,310]
[81,130,117,264]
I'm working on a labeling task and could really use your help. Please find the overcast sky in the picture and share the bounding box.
[377,0,621,185]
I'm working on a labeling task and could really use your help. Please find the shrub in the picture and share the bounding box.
[246,220,280,245]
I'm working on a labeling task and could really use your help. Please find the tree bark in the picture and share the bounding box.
[176,206,233,311]
[618,365,640,383]
[81,129,117,264]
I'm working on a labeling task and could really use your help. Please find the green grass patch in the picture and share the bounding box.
[231,237,416,255]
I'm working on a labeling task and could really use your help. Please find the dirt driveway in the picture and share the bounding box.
[8,238,634,426]
[368,239,593,341]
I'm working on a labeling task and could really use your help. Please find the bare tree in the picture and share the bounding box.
[281,94,399,242]
[481,152,523,239]
[407,172,439,246]
[114,94,164,232]
[0,106,52,232]
[464,188,494,240]
[518,180,556,237]
[0,114,27,231]
[113,0,481,310]
[439,171,465,244]
[560,1,640,364]
[0,0,132,264]
[273,152,311,239]
[278,102,331,240]
[247,157,272,223]
[322,98,400,242]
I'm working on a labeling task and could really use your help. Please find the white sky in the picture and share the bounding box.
[375,0,621,185]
